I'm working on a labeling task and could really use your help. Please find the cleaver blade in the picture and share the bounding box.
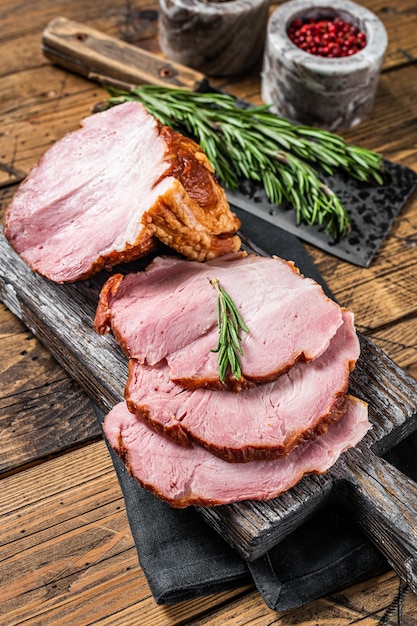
[226,160,417,267]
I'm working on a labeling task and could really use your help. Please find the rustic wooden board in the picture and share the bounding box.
[2,228,417,589]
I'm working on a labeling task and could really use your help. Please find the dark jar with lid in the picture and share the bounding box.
[159,0,270,76]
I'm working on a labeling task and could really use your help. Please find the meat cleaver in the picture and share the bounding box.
[41,17,417,267]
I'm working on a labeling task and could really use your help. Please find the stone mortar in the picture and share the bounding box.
[261,0,388,130]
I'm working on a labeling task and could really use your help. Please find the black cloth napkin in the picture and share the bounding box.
[93,209,417,611]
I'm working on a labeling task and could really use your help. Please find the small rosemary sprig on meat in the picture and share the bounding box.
[210,278,249,383]
[102,85,386,239]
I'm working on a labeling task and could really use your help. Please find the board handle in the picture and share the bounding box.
[336,446,417,594]
[41,17,208,91]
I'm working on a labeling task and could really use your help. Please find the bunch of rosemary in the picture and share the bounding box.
[103,85,385,239]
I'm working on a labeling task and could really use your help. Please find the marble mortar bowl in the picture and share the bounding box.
[261,0,388,131]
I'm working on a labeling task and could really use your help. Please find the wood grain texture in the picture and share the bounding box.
[0,303,100,475]
[0,441,250,626]
[1,0,417,623]
[335,448,417,594]
[42,17,206,90]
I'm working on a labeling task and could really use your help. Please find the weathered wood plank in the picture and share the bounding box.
[0,303,100,474]
[176,575,414,625]
[0,441,250,626]
[329,570,417,624]
[0,0,159,45]
[0,67,104,187]
[359,314,417,375]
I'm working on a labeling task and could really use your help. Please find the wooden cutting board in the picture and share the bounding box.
[1,229,417,595]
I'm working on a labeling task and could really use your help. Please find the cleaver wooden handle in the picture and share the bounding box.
[41,17,208,91]
[336,447,417,594]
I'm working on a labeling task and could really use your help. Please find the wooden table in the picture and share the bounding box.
[2,0,417,623]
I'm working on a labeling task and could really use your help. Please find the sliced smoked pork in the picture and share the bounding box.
[4,101,240,283]
[104,395,370,508]
[95,253,343,388]
[125,309,359,461]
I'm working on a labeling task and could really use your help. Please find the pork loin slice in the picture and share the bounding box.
[95,253,343,387]
[4,101,240,283]
[125,310,359,461]
[104,395,370,508]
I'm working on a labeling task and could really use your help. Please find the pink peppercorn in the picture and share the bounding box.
[287,16,367,57]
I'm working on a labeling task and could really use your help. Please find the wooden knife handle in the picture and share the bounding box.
[336,446,417,594]
[41,17,207,91]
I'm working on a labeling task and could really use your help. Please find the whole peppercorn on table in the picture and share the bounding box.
[2,0,417,624]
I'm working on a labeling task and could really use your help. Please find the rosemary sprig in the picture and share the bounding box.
[103,85,386,238]
[209,278,249,383]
